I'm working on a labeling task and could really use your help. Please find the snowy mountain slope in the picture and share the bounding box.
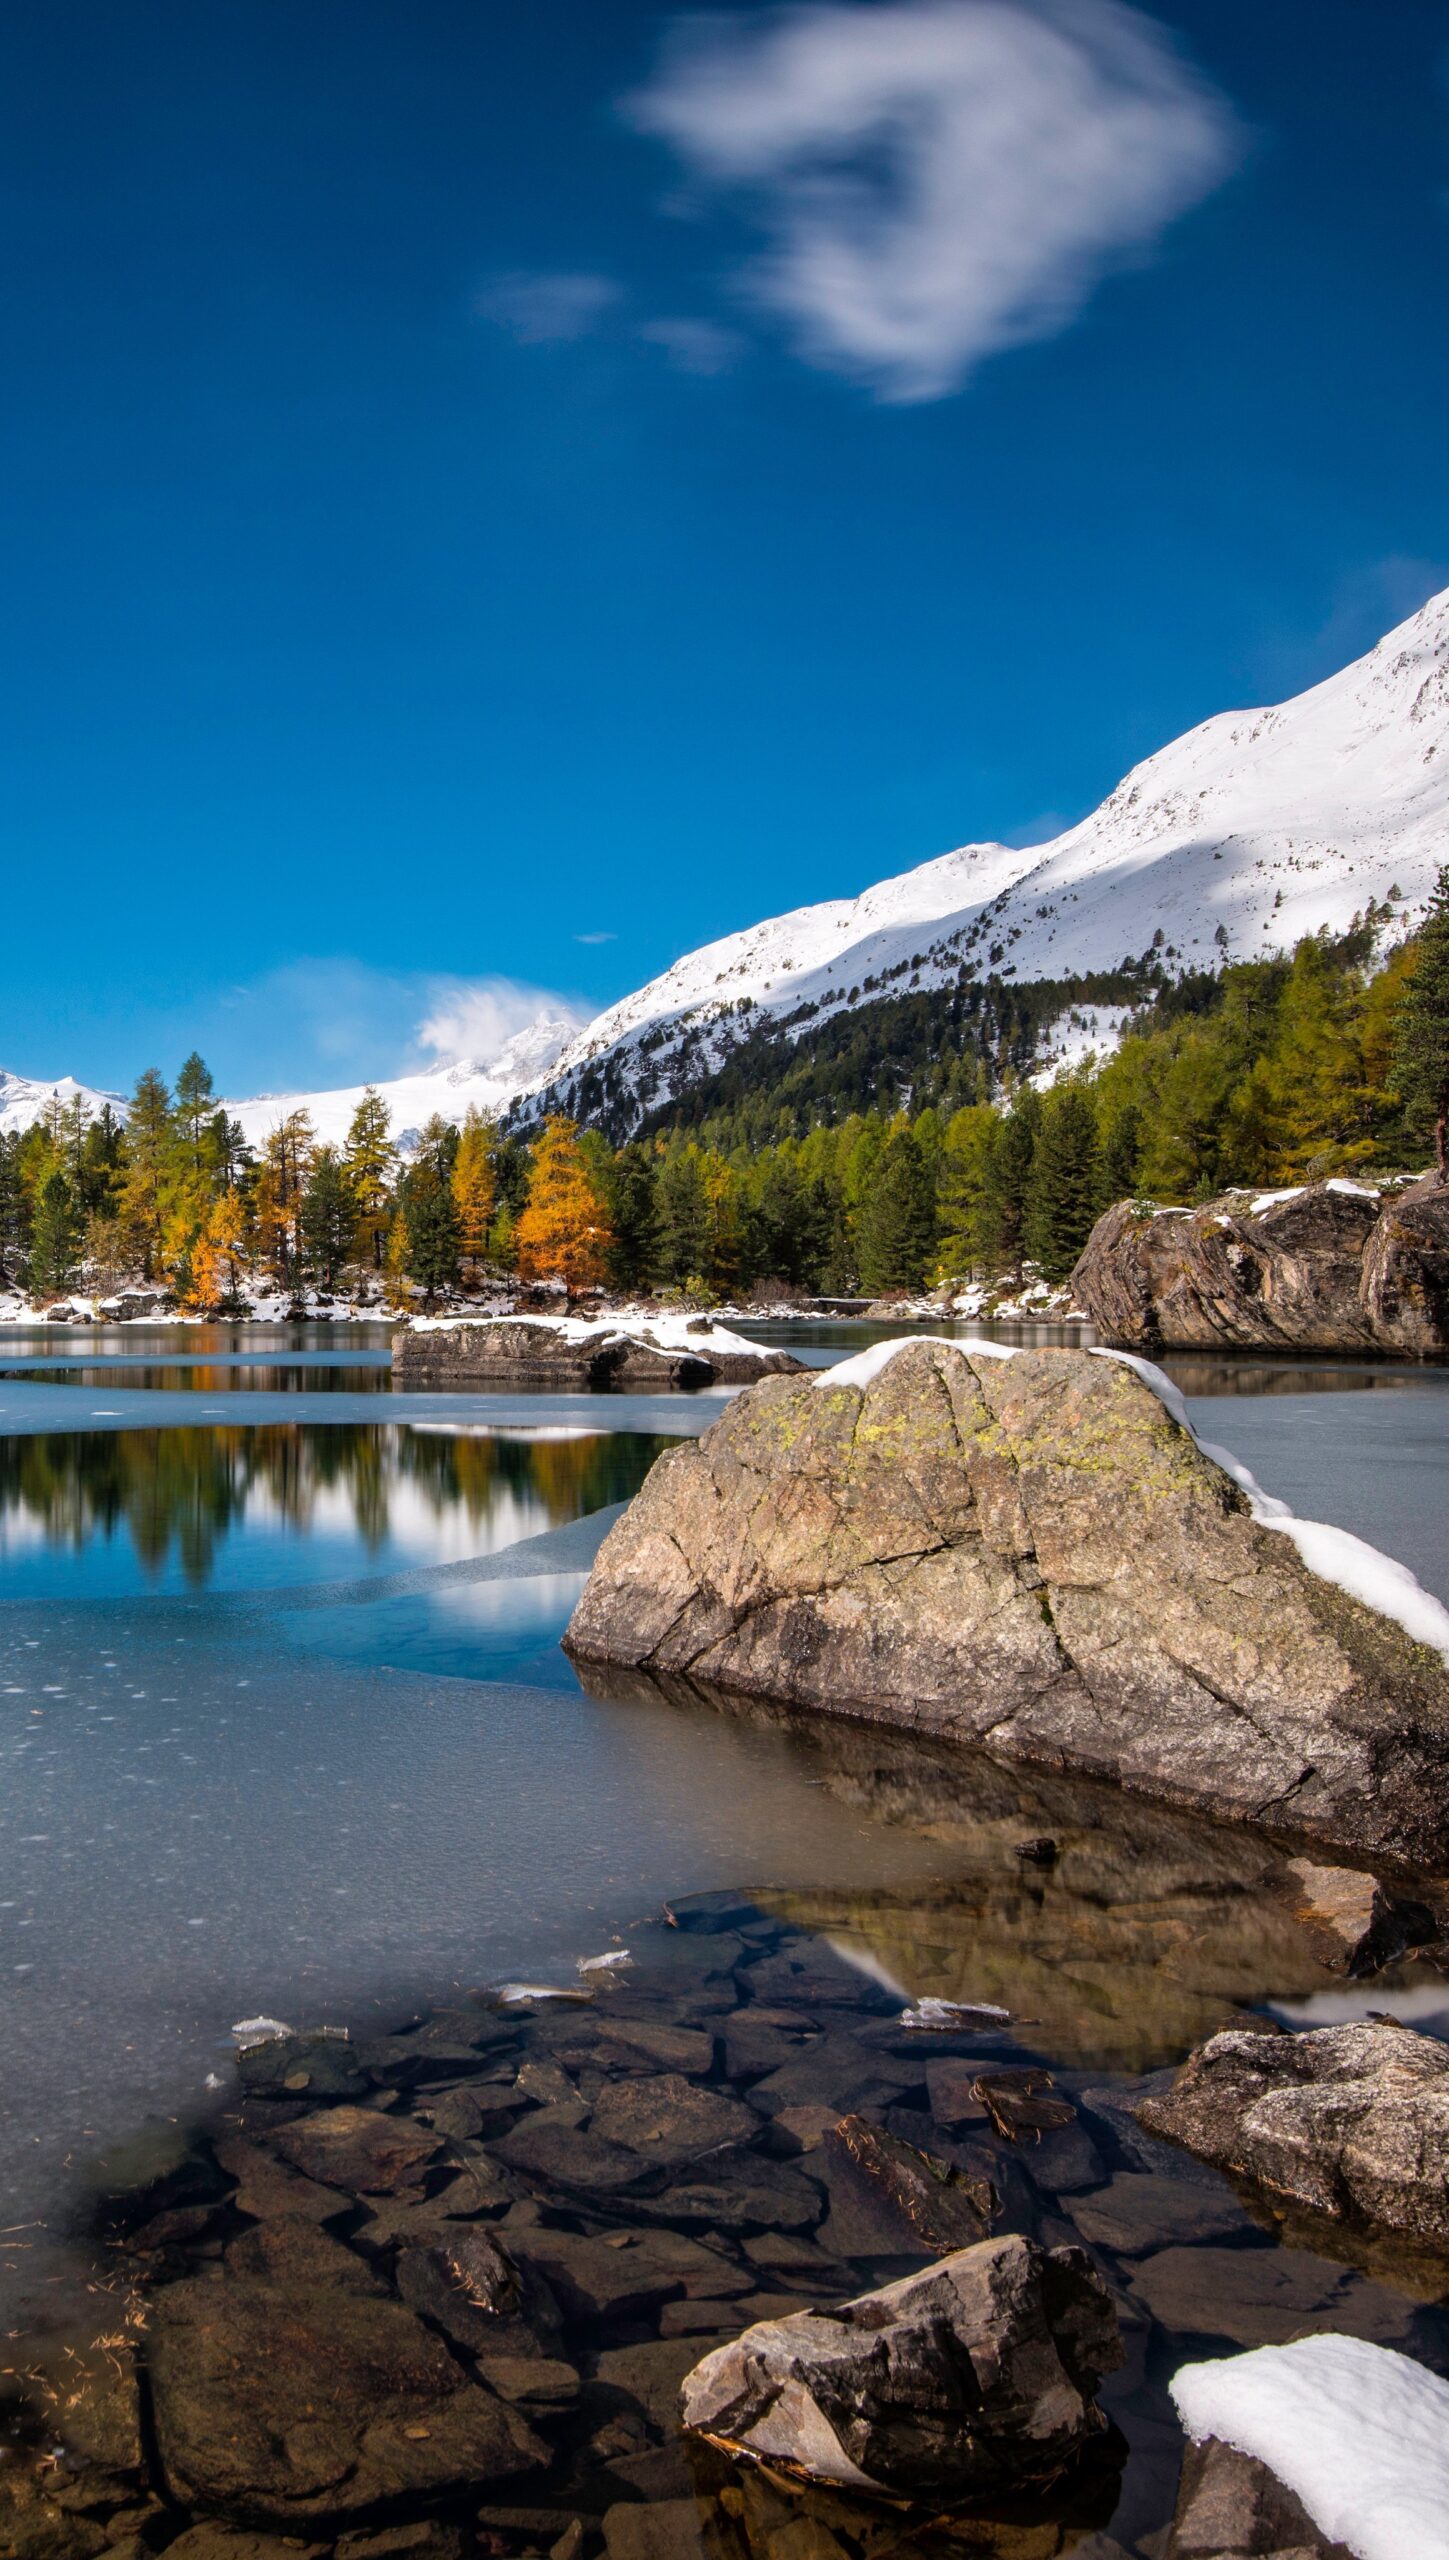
[6,586,1447,1145]
[219,1015,577,1151]
[0,1067,126,1138]
[522,584,1449,1125]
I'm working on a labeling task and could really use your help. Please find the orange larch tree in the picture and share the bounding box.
[515,1118,614,1293]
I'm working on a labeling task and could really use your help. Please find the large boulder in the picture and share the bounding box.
[1070,1179,1449,1355]
[565,1340,1449,1870]
[679,2232,1122,2502]
[1138,2021,1449,2250]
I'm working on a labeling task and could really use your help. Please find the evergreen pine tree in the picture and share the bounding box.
[1099,1102,1143,1201]
[29,1167,79,1300]
[174,1052,217,1173]
[606,1145,659,1291]
[1390,866,1449,1181]
[301,1147,354,1289]
[1023,1087,1105,1280]
[978,1089,1040,1279]
[652,1147,711,1288]
[401,1165,461,1307]
[117,1068,173,1278]
[855,1125,935,1294]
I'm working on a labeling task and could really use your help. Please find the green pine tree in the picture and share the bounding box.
[1390,866,1449,1182]
[855,1125,935,1294]
[1024,1087,1105,1281]
[29,1167,79,1300]
[301,1147,355,1289]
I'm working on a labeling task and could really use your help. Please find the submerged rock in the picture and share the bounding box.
[680,2232,1123,2502]
[565,1340,1449,1870]
[1276,1856,1435,1977]
[1138,2020,1449,2250]
[1070,1178,1449,1356]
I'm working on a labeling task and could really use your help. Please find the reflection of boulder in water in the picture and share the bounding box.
[685,2429,1126,2557]
[572,1659,1356,2074]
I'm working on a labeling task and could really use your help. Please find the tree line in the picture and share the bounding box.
[3,876,1445,1311]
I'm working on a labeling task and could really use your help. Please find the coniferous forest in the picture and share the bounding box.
[3,881,1446,1313]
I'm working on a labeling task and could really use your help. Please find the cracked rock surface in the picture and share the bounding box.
[564,1341,1449,1870]
[1070,1178,1449,1356]
[1138,2021,1449,2251]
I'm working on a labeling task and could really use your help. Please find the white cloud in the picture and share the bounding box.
[475,269,623,343]
[625,0,1239,402]
[414,976,585,1067]
[638,315,747,375]
[573,929,619,945]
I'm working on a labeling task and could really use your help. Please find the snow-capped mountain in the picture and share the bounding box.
[522,584,1448,1127]
[0,1067,126,1139]
[219,1014,578,1151]
[6,586,1447,1145]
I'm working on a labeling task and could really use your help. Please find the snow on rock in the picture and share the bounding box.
[404,1308,775,1363]
[1093,1347,1449,1663]
[815,1335,1019,1390]
[1170,2335,1449,2560]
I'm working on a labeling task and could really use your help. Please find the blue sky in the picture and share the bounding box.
[3,0,1447,1098]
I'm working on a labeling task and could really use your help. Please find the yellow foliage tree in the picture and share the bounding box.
[515,1118,613,1293]
[384,1207,412,1310]
[184,1189,249,1311]
[452,1108,497,1274]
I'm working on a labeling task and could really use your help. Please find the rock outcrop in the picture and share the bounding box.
[1162,2435,1353,2560]
[1139,2021,1449,2250]
[679,2233,1122,2501]
[392,1316,801,1391]
[1070,1178,1449,1355]
[565,1340,1449,1870]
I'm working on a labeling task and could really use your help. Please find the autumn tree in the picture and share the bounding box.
[184,1190,248,1311]
[516,1117,614,1292]
[1391,866,1449,1181]
[451,1108,497,1276]
[255,1111,315,1292]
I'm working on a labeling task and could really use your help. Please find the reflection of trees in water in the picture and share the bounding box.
[0,1427,668,1588]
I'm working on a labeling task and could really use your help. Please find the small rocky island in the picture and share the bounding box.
[392,1315,804,1392]
[566,1338,1449,1871]
[1071,1175,1449,1354]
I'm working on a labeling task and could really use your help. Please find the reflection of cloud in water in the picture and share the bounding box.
[1267,1986,1449,2039]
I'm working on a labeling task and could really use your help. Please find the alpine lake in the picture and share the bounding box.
[1,1318,1447,2559]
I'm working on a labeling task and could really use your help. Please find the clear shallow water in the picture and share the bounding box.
[1,1325,1448,2359]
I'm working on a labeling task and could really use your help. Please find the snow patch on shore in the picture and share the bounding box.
[1094,1347,1449,1662]
[1171,2335,1449,2560]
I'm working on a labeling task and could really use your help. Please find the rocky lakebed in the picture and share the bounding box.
[5,1324,1449,2560]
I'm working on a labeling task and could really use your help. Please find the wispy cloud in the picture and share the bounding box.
[414,975,584,1067]
[625,0,1239,403]
[638,316,747,375]
[475,269,623,344]
[573,929,619,945]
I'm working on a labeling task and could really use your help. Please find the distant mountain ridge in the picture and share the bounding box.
[6,586,1447,1143]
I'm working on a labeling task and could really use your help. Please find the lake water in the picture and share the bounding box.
[2,1323,1448,2548]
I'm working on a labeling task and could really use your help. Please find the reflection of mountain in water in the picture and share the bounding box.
[0,1425,666,1589]
[573,1660,1368,2074]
